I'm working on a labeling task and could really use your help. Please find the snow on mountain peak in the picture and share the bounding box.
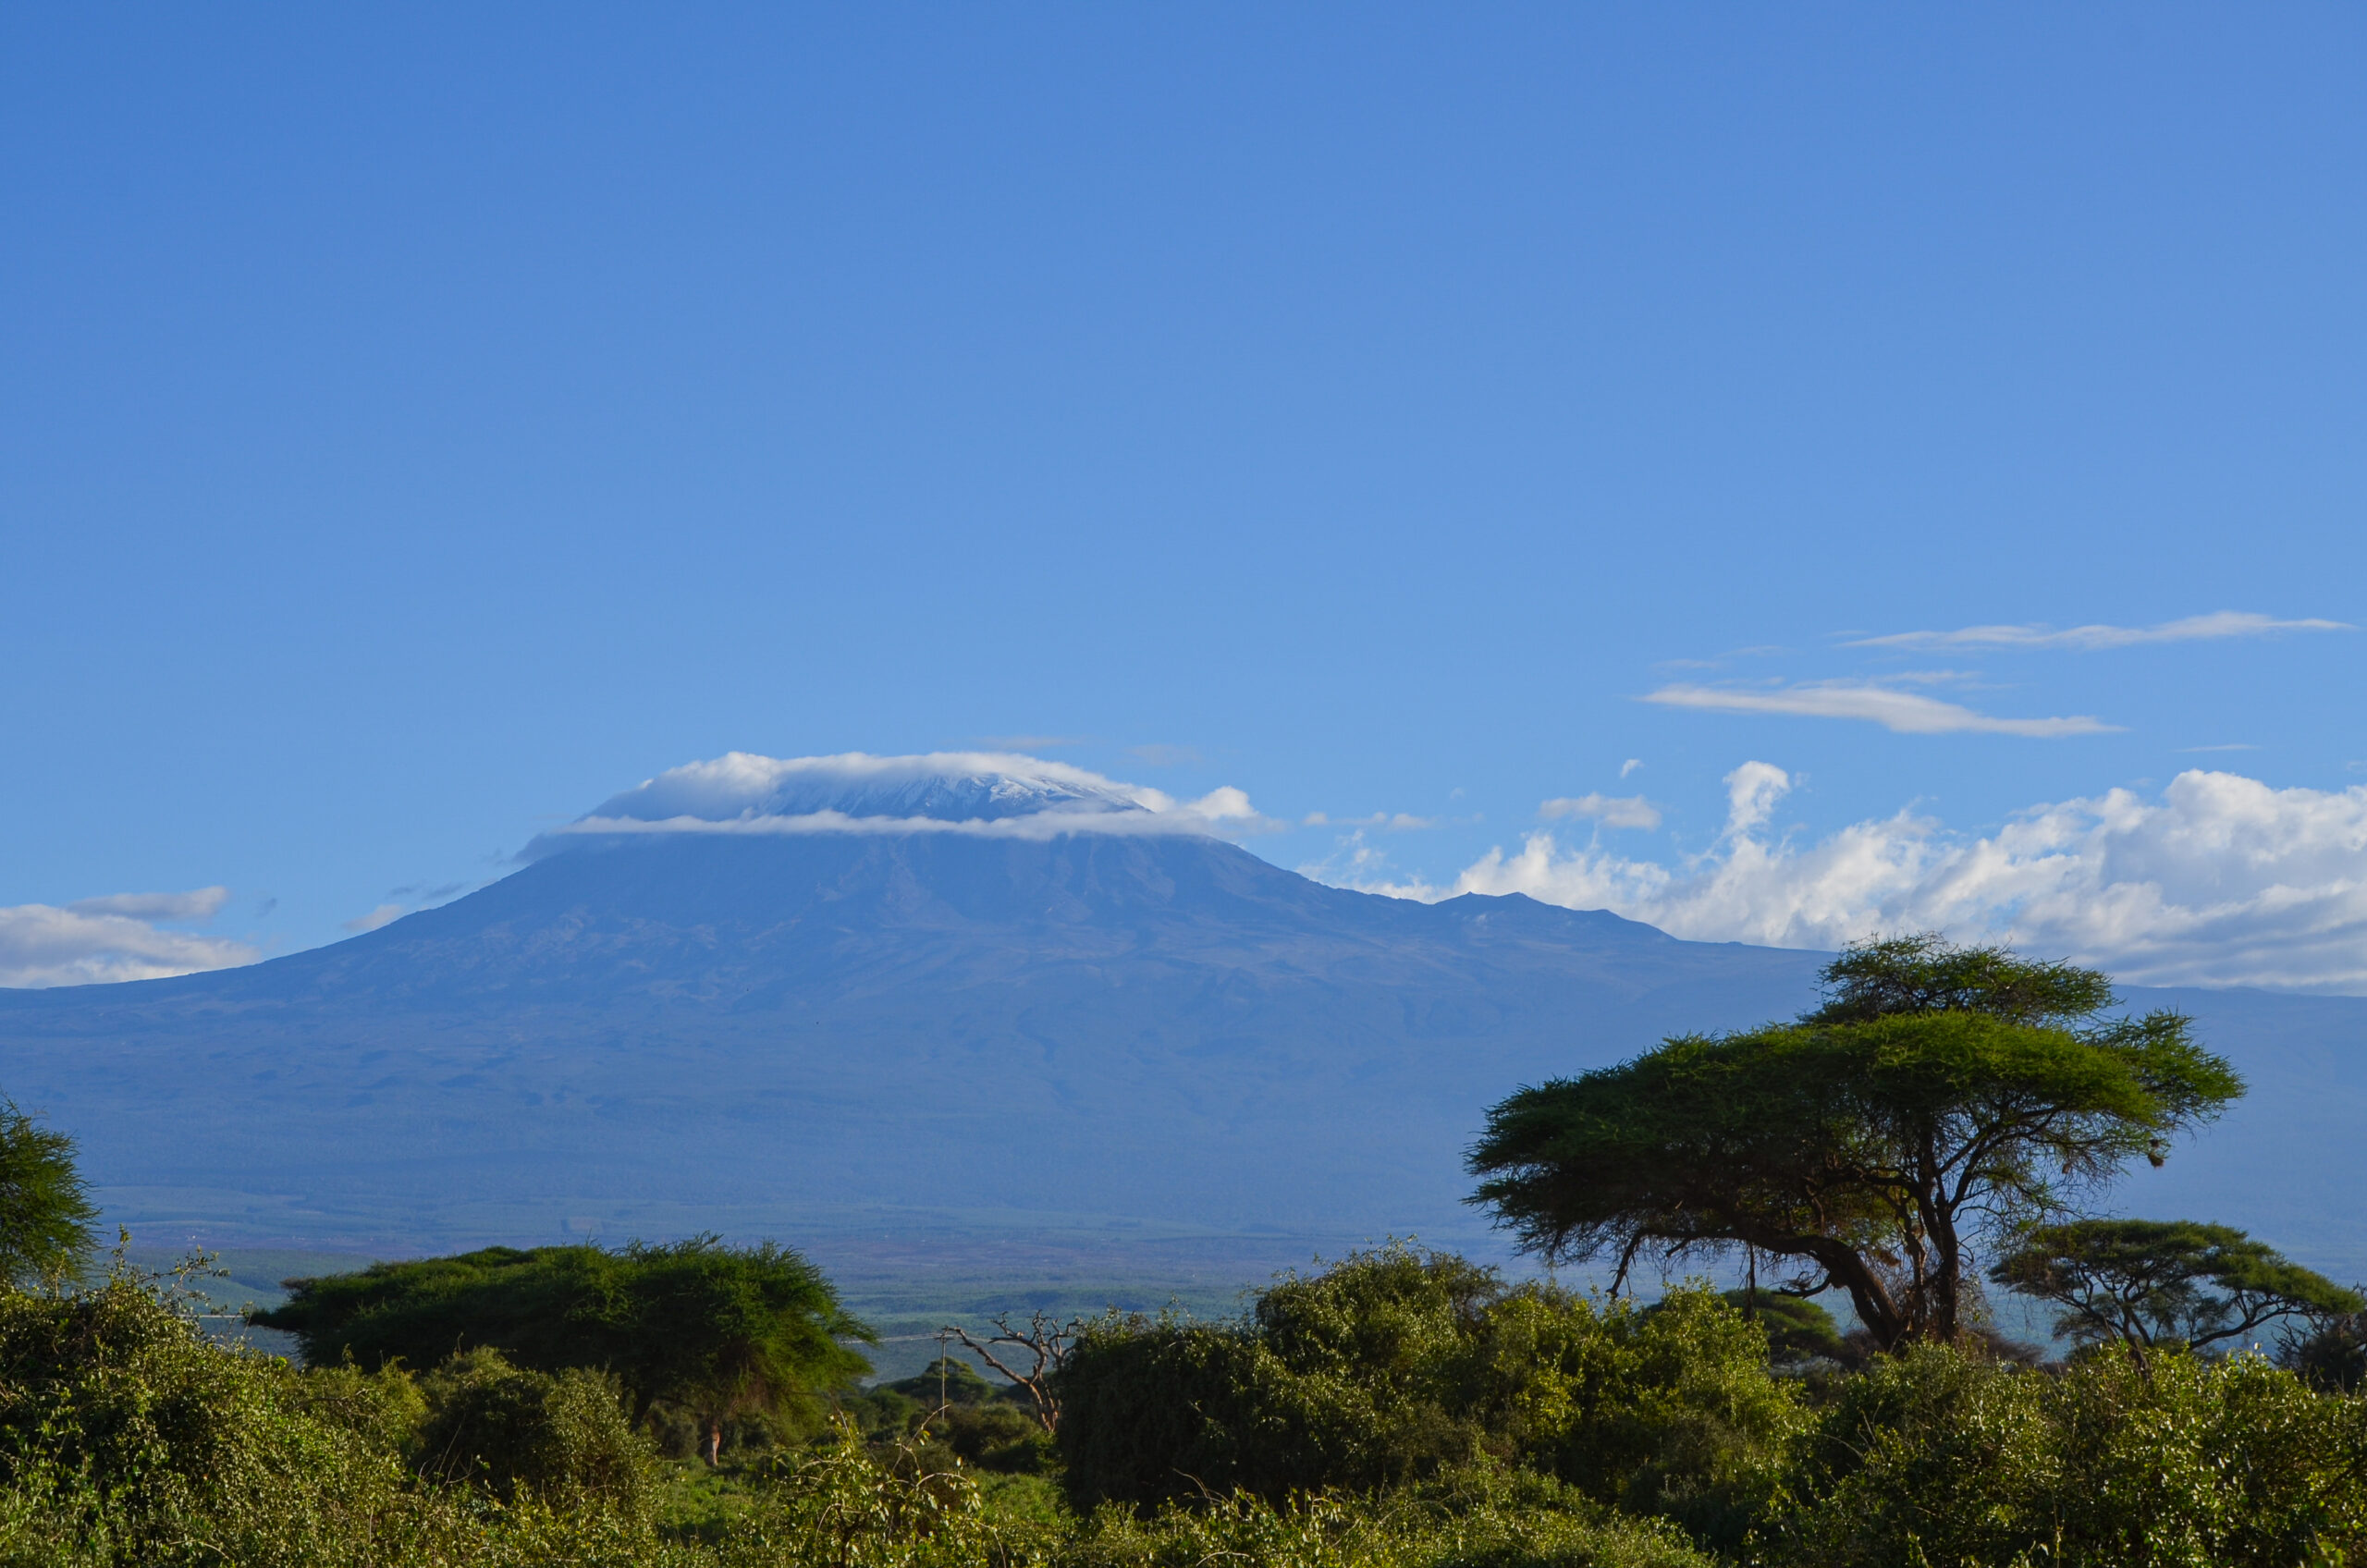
[532,751,1260,852]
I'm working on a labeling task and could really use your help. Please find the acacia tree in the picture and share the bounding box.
[256,1234,873,1464]
[1467,936,2244,1350]
[1991,1219,2362,1366]
[619,1236,873,1464]
[0,1098,96,1287]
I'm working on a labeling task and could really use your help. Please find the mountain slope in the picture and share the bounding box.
[0,832,1815,1243]
[3,827,2361,1282]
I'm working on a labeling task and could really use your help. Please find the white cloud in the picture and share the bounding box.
[0,888,255,988]
[1645,680,2116,737]
[1367,763,2367,992]
[1184,786,1258,822]
[533,751,1280,854]
[1619,759,1643,778]
[1847,610,2351,652]
[1539,793,1662,830]
[343,904,407,934]
[1294,829,1402,888]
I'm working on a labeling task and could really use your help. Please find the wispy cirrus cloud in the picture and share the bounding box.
[1644,680,2116,737]
[1846,610,2350,652]
[62,888,230,921]
[1539,793,1662,830]
[0,887,255,988]
[1302,811,1436,830]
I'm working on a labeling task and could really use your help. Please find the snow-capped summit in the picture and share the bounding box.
[531,750,1258,854]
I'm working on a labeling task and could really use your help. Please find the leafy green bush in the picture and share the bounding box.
[1462,1281,1800,1548]
[709,1417,1011,1568]
[1056,1245,1799,1550]
[11,1243,2367,1568]
[256,1237,873,1464]
[1710,1292,1851,1369]
[1059,1467,1717,1568]
[0,1101,96,1287]
[0,1264,416,1565]
[414,1347,653,1511]
[1764,1341,2367,1566]
[2285,1308,2367,1392]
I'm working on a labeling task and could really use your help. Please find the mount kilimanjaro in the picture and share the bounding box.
[2,753,2362,1292]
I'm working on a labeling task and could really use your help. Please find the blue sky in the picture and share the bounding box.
[6,5,2367,986]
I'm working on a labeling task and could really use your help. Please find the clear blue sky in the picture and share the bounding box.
[6,6,2367,984]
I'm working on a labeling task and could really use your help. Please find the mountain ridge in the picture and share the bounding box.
[2,828,2361,1288]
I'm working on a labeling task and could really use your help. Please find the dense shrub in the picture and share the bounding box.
[0,1266,423,1565]
[10,1246,2367,1567]
[1059,1468,1719,1568]
[413,1347,652,1511]
[2285,1308,2367,1392]
[1709,1292,1851,1369]
[1055,1245,1799,1549]
[1457,1280,1799,1547]
[1764,1341,2367,1566]
[256,1238,872,1463]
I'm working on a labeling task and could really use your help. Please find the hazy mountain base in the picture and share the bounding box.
[0,834,1828,1252]
[9,833,2364,1282]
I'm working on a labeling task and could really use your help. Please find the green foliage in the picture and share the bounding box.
[0,1099,96,1287]
[1711,1292,1850,1368]
[705,1415,1013,1568]
[1054,1246,1799,1550]
[0,1259,419,1564]
[1469,936,2243,1348]
[617,1238,877,1463]
[413,1347,653,1510]
[926,1404,1050,1475]
[1991,1218,2363,1358]
[1805,932,2117,1026]
[253,1244,616,1367]
[1763,1341,2367,1567]
[843,1360,1049,1474]
[1060,1468,1719,1568]
[886,1357,1016,1408]
[255,1236,875,1462]
[2284,1308,2367,1392]
[7,1249,2367,1568]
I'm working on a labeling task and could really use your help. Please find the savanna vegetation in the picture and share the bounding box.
[1,937,2362,1566]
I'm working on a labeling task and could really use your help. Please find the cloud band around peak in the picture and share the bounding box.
[529,750,1270,855]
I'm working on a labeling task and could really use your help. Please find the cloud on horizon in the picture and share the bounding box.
[0,887,255,988]
[1644,680,2116,737]
[1846,610,2351,652]
[1346,763,2367,993]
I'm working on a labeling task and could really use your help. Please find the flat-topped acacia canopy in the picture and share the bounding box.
[1467,935,2244,1349]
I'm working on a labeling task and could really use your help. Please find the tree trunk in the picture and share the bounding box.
[705,1418,723,1467]
[1931,1219,1962,1343]
[1801,1235,1911,1351]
